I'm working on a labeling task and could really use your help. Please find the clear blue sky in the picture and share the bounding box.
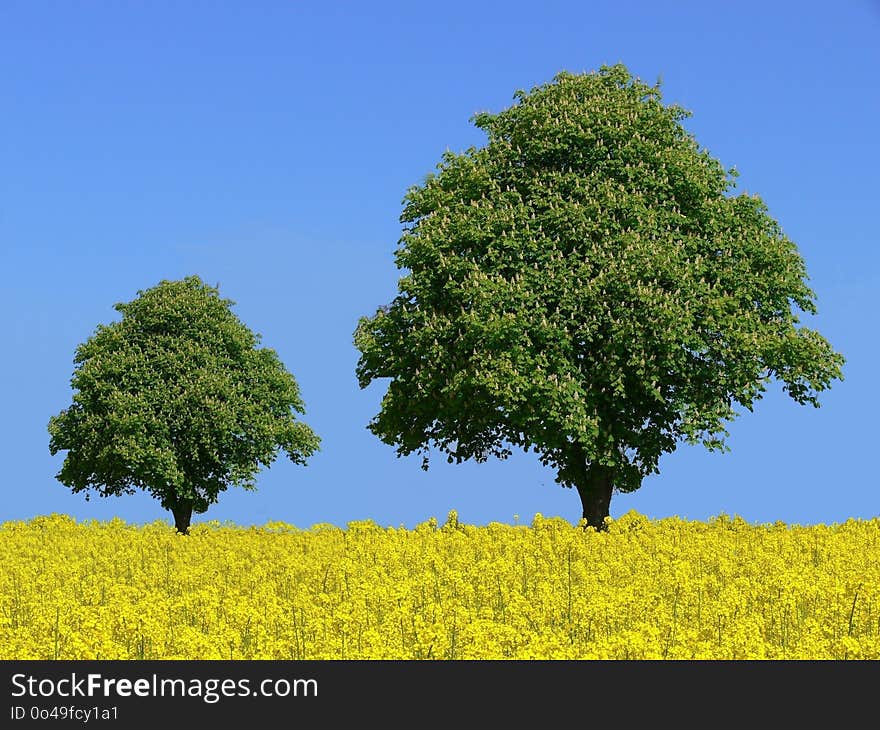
[2,1,877,529]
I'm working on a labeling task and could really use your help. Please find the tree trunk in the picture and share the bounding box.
[575,464,614,531]
[171,503,193,535]
[563,444,614,530]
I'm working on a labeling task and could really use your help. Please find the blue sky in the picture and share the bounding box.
[2,1,878,530]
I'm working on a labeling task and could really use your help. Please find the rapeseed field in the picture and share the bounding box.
[2,511,877,659]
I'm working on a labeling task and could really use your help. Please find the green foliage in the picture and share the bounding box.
[49,275,320,520]
[354,64,844,497]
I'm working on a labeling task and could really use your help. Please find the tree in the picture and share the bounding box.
[49,275,320,533]
[353,64,844,530]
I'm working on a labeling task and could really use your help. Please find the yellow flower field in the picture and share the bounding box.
[1,510,878,659]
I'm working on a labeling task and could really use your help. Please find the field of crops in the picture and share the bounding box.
[1,511,878,659]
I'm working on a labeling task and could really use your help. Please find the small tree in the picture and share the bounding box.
[49,275,320,533]
[354,64,844,530]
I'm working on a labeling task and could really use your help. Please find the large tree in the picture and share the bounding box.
[354,64,844,530]
[49,275,320,533]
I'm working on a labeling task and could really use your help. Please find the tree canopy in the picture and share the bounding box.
[49,275,320,533]
[354,64,844,529]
